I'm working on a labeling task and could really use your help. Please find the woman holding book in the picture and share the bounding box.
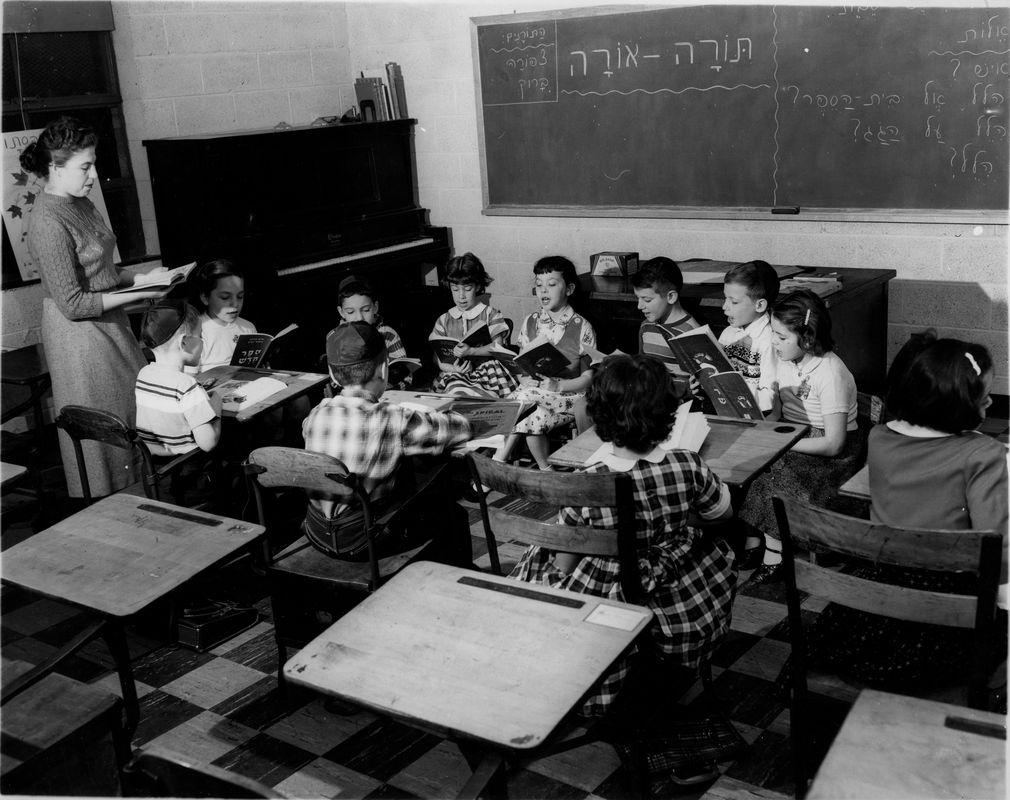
[20,117,167,497]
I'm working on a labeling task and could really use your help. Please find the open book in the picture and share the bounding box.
[647,325,762,420]
[502,335,578,378]
[660,402,710,452]
[211,376,287,412]
[111,261,197,294]
[388,357,422,385]
[430,324,498,365]
[230,323,299,368]
[583,344,630,367]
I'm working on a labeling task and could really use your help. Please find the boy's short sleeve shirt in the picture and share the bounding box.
[135,363,218,456]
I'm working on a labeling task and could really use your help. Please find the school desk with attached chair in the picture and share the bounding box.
[0,493,265,736]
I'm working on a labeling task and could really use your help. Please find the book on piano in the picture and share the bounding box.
[230,323,299,368]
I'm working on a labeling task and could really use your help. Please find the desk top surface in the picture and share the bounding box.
[1,493,264,617]
[0,461,27,487]
[283,561,652,749]
[808,688,1005,800]
[197,365,327,423]
[838,464,870,501]
[550,417,808,488]
[0,343,48,384]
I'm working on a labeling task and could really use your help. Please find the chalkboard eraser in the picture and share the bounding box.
[772,206,801,214]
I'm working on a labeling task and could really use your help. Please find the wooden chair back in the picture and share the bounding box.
[773,494,1002,797]
[125,748,284,798]
[467,452,642,603]
[55,405,158,503]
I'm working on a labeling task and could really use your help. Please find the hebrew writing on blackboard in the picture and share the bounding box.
[473,5,1009,215]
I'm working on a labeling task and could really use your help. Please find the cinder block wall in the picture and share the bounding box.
[345,0,1008,393]
[3,0,1007,427]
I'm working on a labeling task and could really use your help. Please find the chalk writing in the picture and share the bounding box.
[956,16,1009,43]
[780,85,900,110]
[562,83,771,98]
[850,119,901,146]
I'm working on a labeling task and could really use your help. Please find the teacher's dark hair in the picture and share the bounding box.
[587,354,683,453]
[19,117,98,179]
[887,335,992,433]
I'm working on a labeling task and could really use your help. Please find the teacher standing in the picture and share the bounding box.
[20,117,166,498]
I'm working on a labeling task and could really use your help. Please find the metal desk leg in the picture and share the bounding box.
[102,621,140,736]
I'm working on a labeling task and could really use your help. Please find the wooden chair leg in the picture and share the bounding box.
[457,747,508,800]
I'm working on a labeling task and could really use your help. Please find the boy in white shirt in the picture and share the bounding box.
[718,260,779,414]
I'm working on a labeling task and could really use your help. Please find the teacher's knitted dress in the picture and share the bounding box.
[28,191,146,497]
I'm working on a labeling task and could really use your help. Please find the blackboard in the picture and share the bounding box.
[472,5,1009,220]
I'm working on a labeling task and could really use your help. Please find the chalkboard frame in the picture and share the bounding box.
[470,4,1009,224]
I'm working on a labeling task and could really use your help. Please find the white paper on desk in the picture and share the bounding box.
[215,377,286,412]
[585,603,649,631]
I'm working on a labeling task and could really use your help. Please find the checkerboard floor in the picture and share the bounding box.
[1,504,866,800]
[5,417,1005,798]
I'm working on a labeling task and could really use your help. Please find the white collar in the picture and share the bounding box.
[886,419,953,439]
[742,314,770,337]
[790,353,823,376]
[537,305,575,325]
[448,302,488,321]
[589,443,667,472]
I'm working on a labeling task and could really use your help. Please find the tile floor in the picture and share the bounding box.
[3,418,1006,798]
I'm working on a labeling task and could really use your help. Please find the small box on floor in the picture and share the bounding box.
[591,251,639,277]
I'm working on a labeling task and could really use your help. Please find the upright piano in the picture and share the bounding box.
[143,120,451,369]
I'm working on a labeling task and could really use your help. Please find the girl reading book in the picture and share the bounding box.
[495,256,597,470]
[191,258,256,370]
[429,252,518,398]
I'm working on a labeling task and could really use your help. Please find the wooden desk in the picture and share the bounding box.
[197,365,327,423]
[808,689,1005,800]
[550,417,809,490]
[1,343,52,442]
[1,658,125,796]
[285,561,652,781]
[0,461,27,489]
[1,493,264,733]
[580,262,895,391]
[838,464,870,501]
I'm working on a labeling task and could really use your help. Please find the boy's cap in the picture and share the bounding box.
[326,321,386,367]
[141,301,188,348]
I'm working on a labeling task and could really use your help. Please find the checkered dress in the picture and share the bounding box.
[509,451,737,715]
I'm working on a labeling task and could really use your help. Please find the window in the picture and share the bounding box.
[3,24,146,287]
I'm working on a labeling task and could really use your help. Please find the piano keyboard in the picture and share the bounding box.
[276,237,437,277]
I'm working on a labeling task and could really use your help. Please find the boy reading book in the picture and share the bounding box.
[301,322,473,563]
[718,260,779,413]
[631,257,699,367]
[337,275,419,388]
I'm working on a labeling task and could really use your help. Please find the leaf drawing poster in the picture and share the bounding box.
[3,129,119,283]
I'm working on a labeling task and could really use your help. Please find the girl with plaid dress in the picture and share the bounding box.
[495,256,597,469]
[429,253,519,398]
[510,355,737,715]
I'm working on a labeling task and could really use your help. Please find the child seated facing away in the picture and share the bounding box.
[510,354,735,716]
[135,301,221,501]
[430,252,518,398]
[190,258,255,370]
[337,275,412,389]
[302,321,473,563]
[496,256,597,470]
[741,289,860,584]
[799,332,1007,690]
[719,260,779,413]
[632,257,699,366]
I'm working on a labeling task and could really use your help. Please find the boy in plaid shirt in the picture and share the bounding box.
[302,321,473,563]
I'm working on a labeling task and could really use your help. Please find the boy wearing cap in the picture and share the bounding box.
[302,321,472,562]
[135,301,220,458]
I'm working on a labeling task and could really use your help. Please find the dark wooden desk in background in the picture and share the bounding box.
[580,262,896,392]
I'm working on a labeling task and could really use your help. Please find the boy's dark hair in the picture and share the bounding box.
[587,354,683,452]
[191,258,244,311]
[772,289,833,356]
[886,334,992,433]
[630,257,683,295]
[337,275,376,305]
[443,252,492,292]
[725,260,779,305]
[19,116,98,179]
[533,255,578,286]
[141,301,201,349]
